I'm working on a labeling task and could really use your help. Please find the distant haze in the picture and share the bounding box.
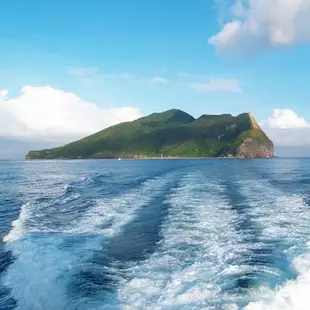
[275,147,310,158]
[0,139,61,160]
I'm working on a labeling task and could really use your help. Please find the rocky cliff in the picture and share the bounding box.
[233,113,274,158]
[235,137,274,158]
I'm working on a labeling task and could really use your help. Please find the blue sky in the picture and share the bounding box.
[1,0,309,118]
[1,0,310,157]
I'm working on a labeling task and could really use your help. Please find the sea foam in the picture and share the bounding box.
[117,171,249,309]
[238,176,310,310]
[3,203,31,243]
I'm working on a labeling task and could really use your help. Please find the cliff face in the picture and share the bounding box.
[232,112,274,158]
[26,110,274,159]
[248,112,260,130]
[235,137,274,158]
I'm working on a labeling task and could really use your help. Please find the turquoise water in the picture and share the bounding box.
[1,158,310,309]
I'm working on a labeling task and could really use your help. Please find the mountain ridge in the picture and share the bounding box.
[25,109,274,159]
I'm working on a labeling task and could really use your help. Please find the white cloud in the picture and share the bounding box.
[189,79,241,92]
[69,67,170,87]
[0,86,141,142]
[69,68,137,80]
[0,89,8,98]
[149,76,168,84]
[118,73,136,80]
[100,72,137,81]
[178,72,208,79]
[68,67,99,77]
[261,109,310,146]
[260,109,310,129]
[69,68,141,84]
[137,76,168,85]
[209,0,310,53]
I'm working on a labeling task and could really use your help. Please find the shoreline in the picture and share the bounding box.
[25,156,276,161]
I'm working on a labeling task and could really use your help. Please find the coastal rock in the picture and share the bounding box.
[233,112,274,158]
[235,137,274,158]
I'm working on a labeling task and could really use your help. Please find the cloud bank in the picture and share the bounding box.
[0,86,141,142]
[209,0,310,53]
[261,109,310,146]
[1,86,310,153]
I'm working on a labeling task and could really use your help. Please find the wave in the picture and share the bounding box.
[2,174,100,243]
[3,203,31,243]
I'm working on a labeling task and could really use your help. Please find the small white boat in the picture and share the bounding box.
[118,158,121,161]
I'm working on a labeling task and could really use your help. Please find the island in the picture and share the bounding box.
[26,109,274,159]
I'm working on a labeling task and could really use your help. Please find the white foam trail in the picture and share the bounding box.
[244,254,310,310]
[116,172,248,309]
[74,175,176,238]
[239,179,310,245]
[3,203,31,243]
[237,178,310,309]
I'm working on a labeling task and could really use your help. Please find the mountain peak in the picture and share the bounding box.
[138,109,195,125]
[248,112,261,130]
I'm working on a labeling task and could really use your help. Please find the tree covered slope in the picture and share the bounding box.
[26,109,274,159]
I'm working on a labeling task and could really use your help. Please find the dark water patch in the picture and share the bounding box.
[0,288,17,310]
[105,194,170,262]
[0,200,21,310]
[246,162,310,195]
[0,246,16,310]
[0,246,15,275]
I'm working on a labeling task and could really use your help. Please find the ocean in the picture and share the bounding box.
[0,158,310,310]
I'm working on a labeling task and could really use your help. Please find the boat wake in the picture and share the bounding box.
[1,159,310,309]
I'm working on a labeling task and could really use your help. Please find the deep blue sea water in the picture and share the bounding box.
[1,158,310,310]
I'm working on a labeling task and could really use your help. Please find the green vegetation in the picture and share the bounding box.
[26,109,274,159]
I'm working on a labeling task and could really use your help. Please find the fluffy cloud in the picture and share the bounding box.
[190,79,241,92]
[0,89,8,97]
[209,0,310,53]
[261,109,310,146]
[260,109,310,129]
[0,85,141,142]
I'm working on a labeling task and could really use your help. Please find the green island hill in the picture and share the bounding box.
[26,109,274,160]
